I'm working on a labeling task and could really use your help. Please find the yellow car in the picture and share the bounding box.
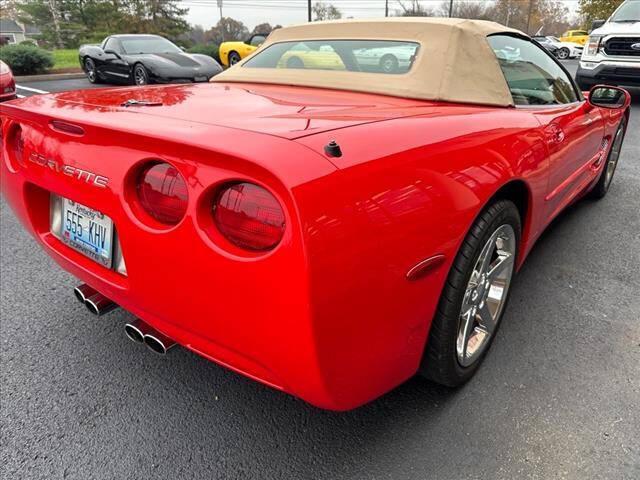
[559,30,589,46]
[219,33,268,67]
[278,46,345,71]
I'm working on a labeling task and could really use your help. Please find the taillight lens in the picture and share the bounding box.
[213,182,285,251]
[136,162,188,225]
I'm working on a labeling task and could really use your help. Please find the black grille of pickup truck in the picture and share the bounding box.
[598,67,640,78]
[603,37,640,56]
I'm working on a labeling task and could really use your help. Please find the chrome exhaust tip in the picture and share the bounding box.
[124,319,147,344]
[74,284,97,304]
[84,291,118,316]
[143,331,176,355]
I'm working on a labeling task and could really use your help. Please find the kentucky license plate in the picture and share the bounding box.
[61,198,113,268]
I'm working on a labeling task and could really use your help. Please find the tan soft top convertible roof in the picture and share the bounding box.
[212,18,528,107]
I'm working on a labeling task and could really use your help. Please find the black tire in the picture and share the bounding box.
[286,56,304,69]
[84,58,101,84]
[420,200,521,386]
[590,116,627,199]
[557,47,570,60]
[133,63,150,85]
[228,51,241,66]
[379,54,399,73]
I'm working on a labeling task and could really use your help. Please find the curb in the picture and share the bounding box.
[15,72,86,83]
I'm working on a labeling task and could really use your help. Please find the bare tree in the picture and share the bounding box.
[396,0,434,16]
[205,17,249,44]
[312,2,342,21]
[439,1,492,19]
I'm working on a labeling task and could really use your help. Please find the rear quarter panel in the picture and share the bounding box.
[294,105,549,408]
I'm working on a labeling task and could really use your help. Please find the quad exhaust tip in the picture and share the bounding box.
[74,284,118,316]
[124,318,176,355]
[75,284,175,354]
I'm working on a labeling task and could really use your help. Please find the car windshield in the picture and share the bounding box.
[120,37,182,55]
[610,1,640,22]
[548,36,560,42]
[242,40,420,74]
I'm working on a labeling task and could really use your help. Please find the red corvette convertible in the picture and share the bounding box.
[0,19,630,410]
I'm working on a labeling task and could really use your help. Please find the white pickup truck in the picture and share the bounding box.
[576,0,640,90]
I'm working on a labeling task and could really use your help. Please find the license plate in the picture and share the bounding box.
[61,198,113,268]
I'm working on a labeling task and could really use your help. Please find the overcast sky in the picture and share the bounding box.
[182,0,581,31]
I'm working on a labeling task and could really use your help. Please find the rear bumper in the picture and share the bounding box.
[0,111,367,410]
[576,60,640,88]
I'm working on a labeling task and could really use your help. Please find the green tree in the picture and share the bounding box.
[15,0,190,49]
[578,0,624,27]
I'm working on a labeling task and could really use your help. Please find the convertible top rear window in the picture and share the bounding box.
[242,40,420,75]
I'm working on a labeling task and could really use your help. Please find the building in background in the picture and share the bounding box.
[0,18,41,45]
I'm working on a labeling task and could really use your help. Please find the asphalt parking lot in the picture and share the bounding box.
[1,60,639,480]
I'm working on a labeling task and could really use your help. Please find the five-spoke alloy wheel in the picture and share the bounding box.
[133,64,150,85]
[84,58,99,84]
[456,224,516,367]
[421,199,521,386]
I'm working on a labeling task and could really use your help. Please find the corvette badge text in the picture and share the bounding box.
[28,152,109,188]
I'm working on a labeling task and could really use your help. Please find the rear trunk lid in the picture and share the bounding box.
[43,82,436,139]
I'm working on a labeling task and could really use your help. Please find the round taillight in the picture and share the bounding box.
[213,182,285,251]
[136,162,188,226]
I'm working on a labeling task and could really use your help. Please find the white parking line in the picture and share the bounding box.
[16,85,50,94]
[16,94,25,98]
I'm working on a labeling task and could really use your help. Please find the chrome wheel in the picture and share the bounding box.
[134,65,148,85]
[456,224,516,367]
[380,55,398,73]
[85,58,97,82]
[604,124,624,189]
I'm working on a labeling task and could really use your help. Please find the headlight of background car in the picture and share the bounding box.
[585,35,603,56]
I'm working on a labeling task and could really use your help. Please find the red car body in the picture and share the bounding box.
[0,61,17,102]
[0,81,629,410]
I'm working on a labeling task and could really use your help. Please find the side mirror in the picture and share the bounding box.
[104,49,121,59]
[588,85,631,109]
[591,19,605,31]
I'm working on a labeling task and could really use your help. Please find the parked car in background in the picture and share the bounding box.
[0,60,16,102]
[219,33,268,67]
[576,0,640,90]
[1,19,631,411]
[531,37,560,57]
[559,29,590,45]
[532,36,584,59]
[278,43,345,70]
[353,42,417,73]
[79,34,222,85]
